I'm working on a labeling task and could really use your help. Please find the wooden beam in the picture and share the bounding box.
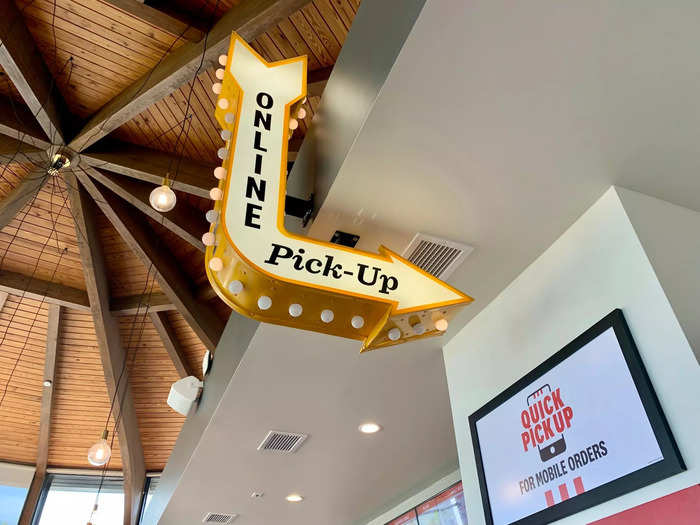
[0,97,52,149]
[100,0,205,42]
[307,66,332,97]
[0,269,179,315]
[150,311,191,378]
[81,141,214,198]
[0,133,47,164]
[110,292,175,316]
[18,303,61,525]
[65,171,145,525]
[75,168,225,351]
[86,167,207,252]
[0,0,68,143]
[38,304,60,471]
[68,0,312,152]
[0,170,47,230]
[17,472,45,525]
[0,269,90,310]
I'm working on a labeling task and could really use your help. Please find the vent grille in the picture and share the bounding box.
[202,512,237,524]
[402,233,473,280]
[257,430,308,453]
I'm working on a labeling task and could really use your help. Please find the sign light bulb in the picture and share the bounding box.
[388,328,401,341]
[258,296,272,310]
[202,232,215,246]
[228,280,243,294]
[351,315,364,329]
[208,257,223,272]
[206,210,219,223]
[87,431,112,466]
[286,494,303,503]
[289,303,303,317]
[214,167,226,180]
[435,319,449,332]
[149,185,176,212]
[320,309,334,323]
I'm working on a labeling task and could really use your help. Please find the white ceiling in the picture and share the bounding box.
[159,1,700,523]
[157,327,457,525]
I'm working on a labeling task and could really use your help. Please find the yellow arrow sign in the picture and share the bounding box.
[204,34,472,351]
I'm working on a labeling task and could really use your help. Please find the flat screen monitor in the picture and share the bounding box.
[468,309,684,525]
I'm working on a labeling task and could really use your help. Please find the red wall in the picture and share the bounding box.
[588,485,699,525]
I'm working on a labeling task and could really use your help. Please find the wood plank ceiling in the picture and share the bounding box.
[0,0,360,481]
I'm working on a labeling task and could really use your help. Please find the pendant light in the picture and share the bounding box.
[149,184,177,212]
[87,430,112,466]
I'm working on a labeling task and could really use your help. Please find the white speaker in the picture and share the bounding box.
[167,376,204,416]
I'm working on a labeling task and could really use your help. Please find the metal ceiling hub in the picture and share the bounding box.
[47,153,71,176]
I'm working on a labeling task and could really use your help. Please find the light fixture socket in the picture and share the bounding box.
[48,153,70,176]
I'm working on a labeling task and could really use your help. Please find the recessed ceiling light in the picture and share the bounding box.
[286,494,303,503]
[358,422,382,434]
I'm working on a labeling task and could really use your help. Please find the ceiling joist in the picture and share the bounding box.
[75,168,225,351]
[65,171,146,525]
[86,167,207,252]
[0,0,69,144]
[68,0,312,152]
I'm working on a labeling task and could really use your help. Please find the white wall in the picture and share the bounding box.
[443,188,700,524]
[364,470,461,525]
[0,462,34,487]
[616,187,700,363]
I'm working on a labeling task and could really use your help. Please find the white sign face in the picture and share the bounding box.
[475,328,663,525]
[220,38,468,313]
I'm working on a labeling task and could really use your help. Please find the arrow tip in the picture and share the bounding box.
[379,245,473,313]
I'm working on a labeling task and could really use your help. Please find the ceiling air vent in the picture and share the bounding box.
[202,512,237,524]
[402,233,473,280]
[257,430,308,453]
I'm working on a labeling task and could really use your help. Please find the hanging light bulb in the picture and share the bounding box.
[149,184,176,212]
[87,430,112,466]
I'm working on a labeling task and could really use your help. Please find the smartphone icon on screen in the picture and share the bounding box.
[527,384,567,462]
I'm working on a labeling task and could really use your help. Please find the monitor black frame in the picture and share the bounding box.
[468,309,685,525]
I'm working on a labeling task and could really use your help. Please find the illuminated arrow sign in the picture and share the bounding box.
[204,34,472,351]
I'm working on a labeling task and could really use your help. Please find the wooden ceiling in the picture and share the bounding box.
[0,0,360,522]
